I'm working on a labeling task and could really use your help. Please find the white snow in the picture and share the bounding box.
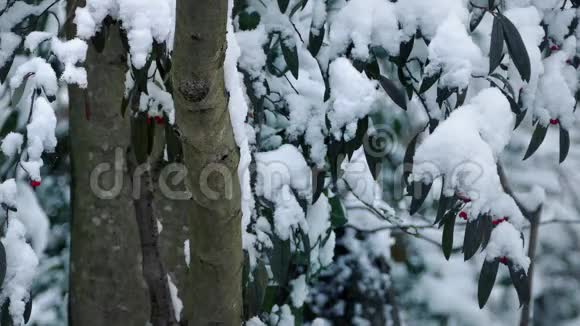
[0,219,39,326]
[183,239,190,268]
[1,132,23,157]
[166,275,182,322]
[290,275,308,307]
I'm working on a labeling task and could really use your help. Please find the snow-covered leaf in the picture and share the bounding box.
[10,73,31,107]
[409,180,432,215]
[398,36,415,64]
[379,75,406,110]
[469,9,485,32]
[239,11,261,31]
[23,295,32,324]
[419,69,441,93]
[308,26,325,57]
[508,261,530,307]
[281,40,299,79]
[435,183,452,225]
[329,196,347,228]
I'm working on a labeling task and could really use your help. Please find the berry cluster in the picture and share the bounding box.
[147,115,165,125]
[492,217,508,226]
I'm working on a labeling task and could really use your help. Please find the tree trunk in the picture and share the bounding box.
[68,24,149,326]
[173,0,243,324]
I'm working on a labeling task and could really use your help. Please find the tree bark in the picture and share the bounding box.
[68,23,149,326]
[173,0,243,324]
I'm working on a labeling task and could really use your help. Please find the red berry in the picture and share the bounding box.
[499,256,509,265]
[154,116,164,125]
[147,116,153,125]
[459,211,468,220]
[30,180,41,188]
[550,45,560,51]
[550,118,559,125]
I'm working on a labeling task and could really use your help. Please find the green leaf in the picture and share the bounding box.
[489,16,504,74]
[402,132,420,186]
[131,114,150,164]
[379,75,407,110]
[436,87,452,107]
[0,111,18,139]
[488,0,496,9]
[239,11,261,31]
[262,285,280,312]
[456,87,468,108]
[489,73,515,98]
[327,140,344,182]
[478,258,500,308]
[364,133,383,180]
[1,299,12,326]
[560,126,570,163]
[329,196,347,228]
[242,258,268,317]
[281,40,299,79]
[133,63,150,95]
[514,109,527,130]
[165,124,183,163]
[435,182,453,225]
[508,261,530,307]
[501,15,531,82]
[0,55,15,84]
[23,295,32,324]
[409,180,432,215]
[463,217,481,261]
[270,237,291,286]
[312,167,325,204]
[345,116,368,160]
[398,36,415,64]
[278,0,289,12]
[469,9,486,32]
[92,26,107,53]
[120,29,130,53]
[419,69,441,93]
[478,214,493,250]
[442,211,456,260]
[308,25,325,57]
[120,88,134,117]
[0,243,5,287]
[523,123,548,160]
